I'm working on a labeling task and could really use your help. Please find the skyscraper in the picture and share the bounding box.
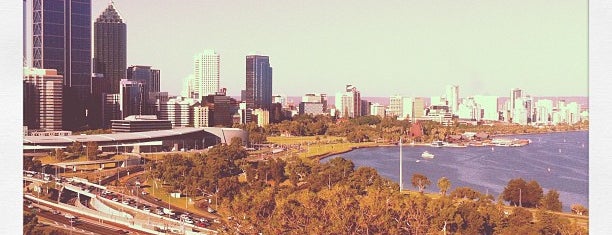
[510,88,523,121]
[193,50,220,99]
[119,79,145,118]
[23,68,63,131]
[127,65,160,114]
[93,3,126,94]
[245,55,273,110]
[445,85,459,114]
[32,0,92,131]
[335,85,361,118]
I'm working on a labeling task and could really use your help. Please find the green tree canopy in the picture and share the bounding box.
[540,189,562,212]
[411,173,431,193]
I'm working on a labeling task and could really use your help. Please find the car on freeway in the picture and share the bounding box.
[199,218,209,223]
[207,207,216,213]
[196,221,208,228]
[122,201,129,205]
[143,207,150,213]
[51,210,60,215]
[141,191,148,195]
[183,218,194,224]
[64,214,76,219]
[112,198,119,202]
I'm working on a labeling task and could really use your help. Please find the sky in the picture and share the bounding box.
[87,0,587,98]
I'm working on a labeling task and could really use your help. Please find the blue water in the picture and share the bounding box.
[324,131,588,212]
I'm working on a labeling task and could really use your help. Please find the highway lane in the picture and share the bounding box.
[25,200,147,235]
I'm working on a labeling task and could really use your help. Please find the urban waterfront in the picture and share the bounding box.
[324,131,588,212]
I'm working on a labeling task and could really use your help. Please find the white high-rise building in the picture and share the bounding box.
[335,85,361,118]
[388,95,403,118]
[193,50,220,99]
[445,85,459,114]
[512,97,528,125]
[473,95,498,121]
[457,97,481,121]
[370,103,385,117]
[535,99,553,124]
[401,97,425,121]
[181,74,195,98]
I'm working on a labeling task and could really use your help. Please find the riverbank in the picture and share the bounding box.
[312,129,588,161]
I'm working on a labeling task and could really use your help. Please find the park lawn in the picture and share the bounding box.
[144,179,208,214]
[267,135,345,145]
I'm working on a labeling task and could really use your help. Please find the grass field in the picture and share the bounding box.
[143,179,209,214]
[266,135,382,162]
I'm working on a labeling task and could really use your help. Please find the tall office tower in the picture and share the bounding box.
[388,95,403,118]
[335,85,362,118]
[193,50,220,99]
[524,95,533,123]
[473,95,499,121]
[23,68,63,131]
[102,94,121,127]
[445,85,459,114]
[535,99,553,124]
[202,92,233,127]
[182,74,195,98]
[93,3,126,94]
[119,79,146,118]
[33,0,92,131]
[245,55,273,110]
[127,65,160,114]
[510,88,523,121]
[88,73,106,128]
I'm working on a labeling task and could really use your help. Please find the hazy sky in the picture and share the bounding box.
[90,0,587,97]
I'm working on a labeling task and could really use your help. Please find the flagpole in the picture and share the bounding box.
[400,137,403,192]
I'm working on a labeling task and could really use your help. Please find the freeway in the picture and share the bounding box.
[25,201,139,235]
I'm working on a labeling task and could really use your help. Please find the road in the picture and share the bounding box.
[25,201,141,235]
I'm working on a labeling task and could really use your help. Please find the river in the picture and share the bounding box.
[324,131,588,212]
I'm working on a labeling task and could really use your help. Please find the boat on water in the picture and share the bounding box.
[430,141,446,147]
[421,151,435,159]
[415,160,420,163]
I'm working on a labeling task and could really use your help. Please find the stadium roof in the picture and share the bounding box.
[23,127,221,145]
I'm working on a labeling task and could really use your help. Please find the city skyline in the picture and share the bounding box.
[75,0,588,98]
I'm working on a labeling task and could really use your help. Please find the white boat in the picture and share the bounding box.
[415,160,420,163]
[421,151,434,159]
[430,141,445,147]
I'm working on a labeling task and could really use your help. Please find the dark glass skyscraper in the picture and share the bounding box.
[127,65,160,115]
[93,3,126,94]
[245,55,273,110]
[32,0,91,131]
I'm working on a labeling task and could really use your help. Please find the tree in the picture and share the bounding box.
[23,156,42,172]
[570,204,588,215]
[54,148,64,161]
[540,189,562,212]
[68,141,83,156]
[411,173,431,193]
[86,141,99,160]
[437,177,451,196]
[502,178,526,206]
[502,178,542,208]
